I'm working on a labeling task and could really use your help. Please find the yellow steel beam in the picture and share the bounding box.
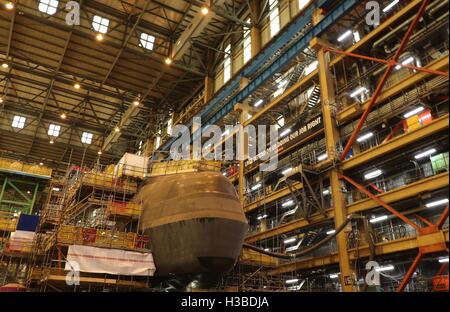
[245,210,332,243]
[267,229,449,275]
[244,181,303,213]
[342,115,449,170]
[246,173,448,243]
[338,56,449,123]
[348,172,449,214]
[244,0,423,126]
[240,247,279,267]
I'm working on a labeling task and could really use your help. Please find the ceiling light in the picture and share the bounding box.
[114,126,120,133]
[364,169,382,180]
[278,80,288,89]
[39,162,44,166]
[222,172,227,176]
[329,273,339,279]
[438,257,449,263]
[273,88,284,98]
[403,107,424,119]
[285,278,299,284]
[282,200,294,207]
[96,33,104,41]
[201,6,210,15]
[284,237,297,244]
[317,153,328,161]
[5,2,14,10]
[257,214,268,220]
[370,215,388,223]
[49,139,54,144]
[383,0,399,12]
[357,132,374,143]
[414,148,437,160]
[97,151,102,155]
[326,230,336,235]
[165,57,172,65]
[323,189,330,195]
[395,56,415,70]
[74,83,81,89]
[350,86,368,98]
[27,191,31,194]
[60,113,67,119]
[264,248,270,252]
[254,99,264,107]
[426,199,449,208]
[337,30,352,42]
[0,98,3,103]
[280,128,291,137]
[52,187,60,192]
[251,183,262,191]
[282,167,293,175]
[376,265,395,272]
[1,63,9,69]
[222,129,230,137]
[133,100,140,106]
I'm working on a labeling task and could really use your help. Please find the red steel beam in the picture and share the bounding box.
[436,205,449,229]
[397,252,423,292]
[339,174,421,230]
[340,0,431,161]
[325,47,449,77]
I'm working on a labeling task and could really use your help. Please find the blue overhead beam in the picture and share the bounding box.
[160,0,361,152]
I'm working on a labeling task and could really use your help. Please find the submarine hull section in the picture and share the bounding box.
[138,171,248,276]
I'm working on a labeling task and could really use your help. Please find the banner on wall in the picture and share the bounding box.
[65,245,156,276]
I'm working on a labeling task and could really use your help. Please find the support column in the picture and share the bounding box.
[312,37,355,292]
[235,78,251,206]
[204,50,215,103]
[250,0,262,58]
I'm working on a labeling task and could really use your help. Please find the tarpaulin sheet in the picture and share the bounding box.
[65,245,156,276]
[16,214,39,232]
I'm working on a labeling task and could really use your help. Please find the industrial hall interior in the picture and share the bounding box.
[0,0,448,293]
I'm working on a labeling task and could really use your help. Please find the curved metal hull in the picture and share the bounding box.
[137,171,248,276]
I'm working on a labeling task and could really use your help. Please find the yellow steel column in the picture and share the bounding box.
[204,49,215,103]
[235,77,250,206]
[312,37,355,292]
[250,0,262,57]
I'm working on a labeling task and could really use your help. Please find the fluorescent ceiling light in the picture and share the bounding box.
[273,88,284,98]
[278,80,288,88]
[286,278,299,284]
[414,148,436,159]
[326,230,336,235]
[280,129,291,137]
[357,132,374,143]
[317,153,328,161]
[282,200,294,207]
[376,265,394,272]
[364,169,382,180]
[264,248,270,252]
[284,237,297,244]
[370,215,388,223]
[254,99,264,107]
[282,167,293,175]
[257,214,268,220]
[383,0,399,12]
[350,86,368,98]
[426,199,449,208]
[395,56,415,70]
[404,107,424,119]
[323,189,330,195]
[337,30,352,42]
[251,183,262,191]
[52,187,61,192]
[438,257,449,263]
[329,273,339,279]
